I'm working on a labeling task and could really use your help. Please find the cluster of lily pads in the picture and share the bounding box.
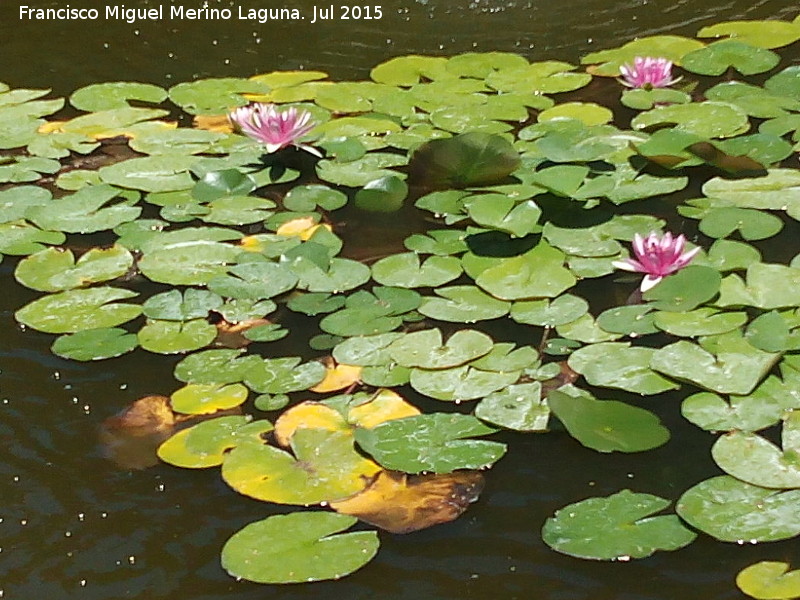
[5,14,800,596]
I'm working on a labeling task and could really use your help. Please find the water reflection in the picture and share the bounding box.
[2,0,800,598]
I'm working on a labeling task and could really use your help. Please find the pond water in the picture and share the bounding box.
[2,1,800,599]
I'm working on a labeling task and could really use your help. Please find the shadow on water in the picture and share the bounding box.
[2,0,800,598]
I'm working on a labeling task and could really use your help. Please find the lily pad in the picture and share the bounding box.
[157,417,272,468]
[476,242,577,300]
[371,253,462,288]
[676,475,800,542]
[170,383,249,415]
[354,413,506,473]
[138,319,218,354]
[410,364,521,402]
[26,184,141,234]
[51,327,138,361]
[568,343,678,395]
[697,20,800,49]
[632,102,750,139]
[388,328,493,369]
[70,81,168,111]
[548,385,670,453]
[542,490,696,560]
[712,412,800,489]
[221,512,378,584]
[15,287,141,334]
[475,383,548,432]
[736,561,800,600]
[418,285,511,322]
[15,245,133,292]
[142,289,223,321]
[681,40,780,76]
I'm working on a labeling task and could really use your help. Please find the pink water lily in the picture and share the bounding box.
[613,231,700,292]
[229,102,321,157]
[619,56,681,90]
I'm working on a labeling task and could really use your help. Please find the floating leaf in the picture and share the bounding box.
[371,253,462,288]
[510,294,589,327]
[331,470,484,534]
[388,328,493,369]
[698,207,783,241]
[736,561,800,600]
[243,357,327,395]
[681,40,780,76]
[15,287,141,334]
[157,417,272,469]
[548,385,670,453]
[651,334,779,395]
[51,327,138,361]
[632,102,750,138]
[466,195,541,237]
[174,348,263,386]
[138,241,241,286]
[70,81,168,111]
[138,319,217,354]
[542,490,696,560]
[142,289,223,321]
[568,343,678,395]
[354,413,505,474]
[653,308,747,337]
[697,20,800,49]
[712,412,800,489]
[221,512,378,584]
[15,245,133,292]
[222,428,379,504]
[170,383,249,415]
[677,475,800,542]
[409,132,520,188]
[475,382,548,432]
[476,242,577,300]
[538,102,613,126]
[642,265,721,312]
[418,285,510,322]
[410,364,520,402]
[681,390,786,433]
[208,261,298,300]
[26,184,141,234]
[168,77,270,114]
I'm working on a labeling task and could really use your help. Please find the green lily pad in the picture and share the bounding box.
[653,308,747,337]
[208,261,298,300]
[142,288,224,321]
[168,77,270,114]
[370,55,451,86]
[712,411,800,489]
[243,357,326,394]
[677,475,800,542]
[698,207,783,240]
[174,349,264,386]
[476,242,577,300]
[51,327,138,361]
[418,285,511,322]
[138,241,241,286]
[681,40,780,76]
[15,287,141,334]
[158,417,272,468]
[736,561,800,600]
[284,184,347,212]
[354,413,506,473]
[353,175,408,213]
[332,333,404,367]
[681,390,786,433]
[642,265,721,312]
[706,239,762,272]
[568,343,678,395]
[510,294,589,327]
[99,155,198,192]
[409,132,520,188]
[466,195,541,238]
[0,221,66,255]
[316,152,407,188]
[26,184,141,234]
[0,185,51,223]
[580,35,704,74]
[596,305,658,337]
[14,245,133,292]
[621,88,692,111]
[70,81,168,111]
[632,102,750,138]
[221,512,378,584]
[538,102,613,126]
[548,385,670,453]
[486,61,591,94]
[716,263,800,309]
[410,364,521,402]
[475,382,548,432]
[746,311,795,353]
[388,328,493,369]
[697,20,800,49]
[542,490,696,560]
[138,319,217,354]
[222,428,377,504]
[651,333,779,395]
[371,253,462,288]
[170,383,249,415]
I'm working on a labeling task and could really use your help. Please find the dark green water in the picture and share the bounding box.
[2,1,800,598]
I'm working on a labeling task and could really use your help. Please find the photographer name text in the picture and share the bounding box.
[18,4,383,24]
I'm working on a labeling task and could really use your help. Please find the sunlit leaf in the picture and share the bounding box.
[542,490,696,560]
[736,561,800,600]
[221,512,378,584]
